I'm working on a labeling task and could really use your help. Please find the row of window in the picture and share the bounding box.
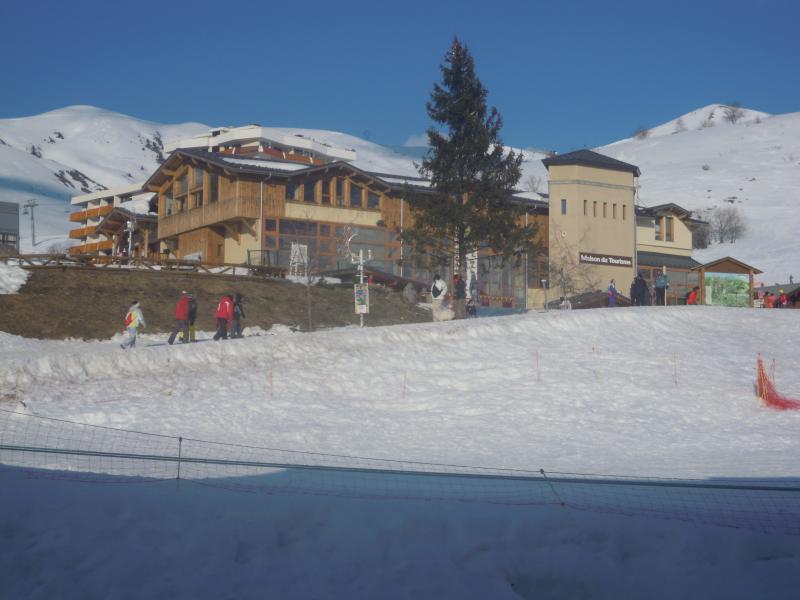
[286,177,381,210]
[559,198,629,222]
[262,219,398,254]
[165,172,220,215]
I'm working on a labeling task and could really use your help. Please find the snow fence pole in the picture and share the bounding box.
[540,468,566,508]
[176,436,183,491]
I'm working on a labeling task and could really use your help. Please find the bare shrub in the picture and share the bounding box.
[723,102,745,124]
[633,127,651,140]
[692,223,712,249]
[711,205,747,243]
[701,164,711,171]
[524,175,544,194]
[673,118,687,134]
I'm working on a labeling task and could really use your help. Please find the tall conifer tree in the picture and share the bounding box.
[402,38,539,272]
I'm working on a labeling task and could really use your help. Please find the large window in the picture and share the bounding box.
[367,191,380,210]
[561,199,567,215]
[165,190,174,216]
[665,217,674,242]
[304,180,317,203]
[350,183,363,208]
[192,191,203,209]
[655,217,662,240]
[192,167,203,189]
[321,178,331,205]
[178,172,188,195]
[285,183,300,202]
[209,173,218,203]
[335,179,344,207]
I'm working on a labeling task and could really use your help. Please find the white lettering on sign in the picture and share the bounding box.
[579,252,633,268]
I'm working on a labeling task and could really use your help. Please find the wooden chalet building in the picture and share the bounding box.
[143,147,548,307]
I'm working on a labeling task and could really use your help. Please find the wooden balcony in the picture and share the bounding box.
[69,226,98,239]
[69,205,113,223]
[158,196,261,239]
[68,240,113,255]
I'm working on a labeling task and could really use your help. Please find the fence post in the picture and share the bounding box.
[176,436,183,491]
[540,468,566,508]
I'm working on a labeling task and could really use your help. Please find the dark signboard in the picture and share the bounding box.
[579,251,633,268]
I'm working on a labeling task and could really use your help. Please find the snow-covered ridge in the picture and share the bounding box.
[2,104,798,281]
[609,103,771,144]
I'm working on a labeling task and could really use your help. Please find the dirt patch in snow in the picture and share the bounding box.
[0,268,429,339]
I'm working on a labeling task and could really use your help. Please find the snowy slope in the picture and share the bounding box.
[4,307,799,479]
[0,106,206,250]
[598,110,800,283]
[610,103,771,142]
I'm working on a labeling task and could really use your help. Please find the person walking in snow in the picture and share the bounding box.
[167,290,191,345]
[187,293,198,342]
[120,300,146,350]
[231,293,245,338]
[654,272,669,306]
[607,279,618,307]
[213,294,234,340]
[453,273,467,319]
[430,273,449,322]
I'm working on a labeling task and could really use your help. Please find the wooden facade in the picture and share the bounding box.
[144,149,547,305]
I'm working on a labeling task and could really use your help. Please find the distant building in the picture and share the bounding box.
[69,184,156,257]
[0,201,20,254]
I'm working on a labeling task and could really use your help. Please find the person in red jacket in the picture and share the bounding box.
[213,294,234,341]
[686,286,700,305]
[167,290,191,345]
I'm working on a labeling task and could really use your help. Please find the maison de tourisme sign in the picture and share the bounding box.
[579,252,633,268]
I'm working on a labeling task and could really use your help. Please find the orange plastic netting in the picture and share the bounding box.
[756,356,800,410]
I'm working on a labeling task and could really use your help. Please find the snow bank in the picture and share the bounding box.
[0,263,30,294]
[3,307,799,479]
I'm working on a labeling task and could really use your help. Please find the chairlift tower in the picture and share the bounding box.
[22,199,38,247]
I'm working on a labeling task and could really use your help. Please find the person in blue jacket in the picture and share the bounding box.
[607,279,618,307]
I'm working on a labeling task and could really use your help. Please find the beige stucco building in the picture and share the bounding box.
[541,150,639,300]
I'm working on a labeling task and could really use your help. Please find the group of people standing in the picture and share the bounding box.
[763,290,790,308]
[607,274,701,307]
[120,291,246,350]
[430,272,476,321]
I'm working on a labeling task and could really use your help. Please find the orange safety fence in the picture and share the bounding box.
[756,355,800,410]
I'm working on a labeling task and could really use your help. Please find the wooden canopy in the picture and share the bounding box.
[691,256,763,307]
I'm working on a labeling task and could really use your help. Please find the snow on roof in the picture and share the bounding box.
[220,157,310,172]
[377,175,432,188]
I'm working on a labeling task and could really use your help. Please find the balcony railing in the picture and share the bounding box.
[69,205,113,223]
[69,226,98,239]
[68,240,113,255]
[158,196,261,239]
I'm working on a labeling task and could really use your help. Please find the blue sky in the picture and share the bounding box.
[1,0,798,152]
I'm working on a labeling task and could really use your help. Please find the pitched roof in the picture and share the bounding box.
[542,149,641,176]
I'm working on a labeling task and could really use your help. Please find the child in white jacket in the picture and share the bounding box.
[120,300,146,349]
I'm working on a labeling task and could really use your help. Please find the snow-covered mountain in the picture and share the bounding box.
[0,104,797,282]
[0,106,207,249]
[594,105,800,284]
